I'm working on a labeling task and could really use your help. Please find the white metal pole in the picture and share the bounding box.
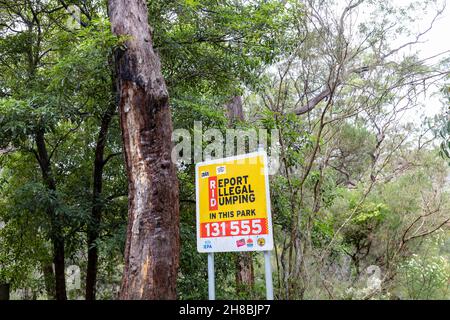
[208,252,215,300]
[257,144,274,300]
[204,155,215,300]
[264,251,274,300]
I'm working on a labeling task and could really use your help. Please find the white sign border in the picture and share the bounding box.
[195,151,274,253]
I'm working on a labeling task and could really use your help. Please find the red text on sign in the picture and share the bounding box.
[208,176,218,211]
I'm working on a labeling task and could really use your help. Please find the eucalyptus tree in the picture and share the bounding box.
[251,0,450,298]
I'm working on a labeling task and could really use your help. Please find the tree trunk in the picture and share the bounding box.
[0,283,10,300]
[41,262,55,299]
[235,252,255,295]
[85,104,116,300]
[35,128,67,300]
[226,96,244,124]
[108,0,180,300]
[52,236,66,300]
[225,95,255,295]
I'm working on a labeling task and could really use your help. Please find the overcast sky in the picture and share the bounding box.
[394,0,450,123]
[337,0,450,125]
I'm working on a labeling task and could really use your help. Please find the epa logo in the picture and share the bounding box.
[203,241,212,249]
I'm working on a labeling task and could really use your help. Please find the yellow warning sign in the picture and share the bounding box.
[195,151,274,252]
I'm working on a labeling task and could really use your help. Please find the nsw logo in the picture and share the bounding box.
[201,171,210,178]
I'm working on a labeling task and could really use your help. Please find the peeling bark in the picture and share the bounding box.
[108,0,180,300]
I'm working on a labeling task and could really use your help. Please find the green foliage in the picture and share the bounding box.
[397,234,450,299]
[0,0,449,301]
[262,110,313,170]
[0,169,53,289]
[329,122,376,185]
[337,190,388,253]
[149,0,297,95]
[311,213,335,247]
[47,18,117,116]
[351,203,387,225]
[399,255,449,299]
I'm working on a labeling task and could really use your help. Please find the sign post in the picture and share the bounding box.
[207,252,215,300]
[264,251,273,300]
[196,148,274,300]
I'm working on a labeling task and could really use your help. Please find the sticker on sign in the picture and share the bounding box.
[195,151,274,253]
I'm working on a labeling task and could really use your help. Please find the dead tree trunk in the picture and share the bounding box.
[225,95,255,295]
[108,0,180,299]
